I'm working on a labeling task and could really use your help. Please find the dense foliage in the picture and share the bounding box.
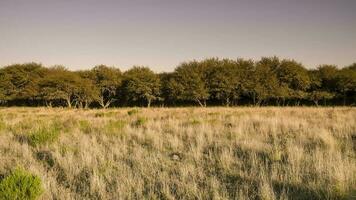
[0,168,43,200]
[0,57,355,107]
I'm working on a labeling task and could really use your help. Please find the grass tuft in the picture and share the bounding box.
[105,120,126,135]
[78,120,92,134]
[27,125,60,147]
[0,168,43,200]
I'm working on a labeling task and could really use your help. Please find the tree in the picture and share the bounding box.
[39,66,82,108]
[345,63,356,71]
[0,58,355,107]
[249,57,280,106]
[0,69,12,104]
[75,75,99,109]
[335,67,356,105]
[317,65,338,92]
[122,66,160,107]
[88,65,122,108]
[233,59,256,105]
[205,59,239,106]
[276,59,310,105]
[308,91,334,106]
[159,72,178,106]
[0,63,46,103]
[171,61,209,106]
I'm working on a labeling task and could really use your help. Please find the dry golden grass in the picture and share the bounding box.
[0,107,355,200]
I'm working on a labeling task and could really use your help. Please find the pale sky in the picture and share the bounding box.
[0,0,355,71]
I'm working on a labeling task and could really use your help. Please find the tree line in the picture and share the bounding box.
[0,57,355,108]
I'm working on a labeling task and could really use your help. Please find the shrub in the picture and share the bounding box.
[0,168,43,200]
[36,151,56,168]
[27,125,60,147]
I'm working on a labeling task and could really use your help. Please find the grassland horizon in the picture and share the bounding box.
[0,107,355,200]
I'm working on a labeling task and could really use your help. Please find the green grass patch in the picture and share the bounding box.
[105,120,126,135]
[78,120,92,134]
[0,120,6,132]
[27,125,60,147]
[0,168,43,200]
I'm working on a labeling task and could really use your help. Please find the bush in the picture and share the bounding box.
[36,151,56,168]
[0,168,43,200]
[27,125,60,147]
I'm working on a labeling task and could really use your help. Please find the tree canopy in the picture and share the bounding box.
[0,57,355,107]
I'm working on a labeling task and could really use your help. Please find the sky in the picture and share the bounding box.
[0,0,355,72]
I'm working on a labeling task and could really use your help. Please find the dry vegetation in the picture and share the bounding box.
[0,107,355,200]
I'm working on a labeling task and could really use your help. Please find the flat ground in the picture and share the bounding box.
[0,107,355,200]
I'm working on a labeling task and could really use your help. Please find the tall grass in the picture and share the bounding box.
[0,107,355,199]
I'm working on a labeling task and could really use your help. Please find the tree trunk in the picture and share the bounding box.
[147,98,151,108]
[196,99,204,107]
[225,97,230,107]
[98,96,110,109]
[45,100,52,108]
[98,96,105,108]
[252,94,256,106]
[314,100,319,107]
[104,102,110,109]
[295,100,300,106]
[65,97,72,108]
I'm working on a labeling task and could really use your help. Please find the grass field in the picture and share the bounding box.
[0,107,355,200]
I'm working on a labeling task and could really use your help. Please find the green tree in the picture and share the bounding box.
[74,76,99,109]
[0,69,12,104]
[317,65,338,92]
[159,72,178,105]
[308,91,334,106]
[335,67,356,105]
[233,59,256,105]
[249,57,280,106]
[171,61,209,106]
[345,63,356,71]
[0,63,46,102]
[122,66,160,107]
[276,59,310,105]
[205,58,240,106]
[39,66,82,108]
[88,65,122,108]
